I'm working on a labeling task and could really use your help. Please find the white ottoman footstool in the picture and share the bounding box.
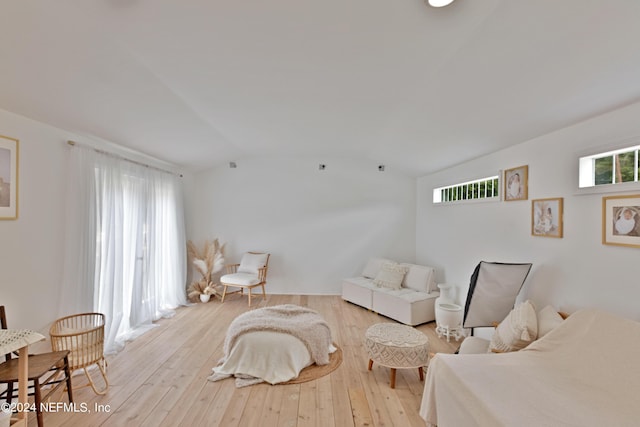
[364,323,430,389]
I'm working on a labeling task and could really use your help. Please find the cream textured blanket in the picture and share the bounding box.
[222,304,332,366]
[420,308,640,426]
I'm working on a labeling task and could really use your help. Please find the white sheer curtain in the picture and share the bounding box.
[61,145,187,353]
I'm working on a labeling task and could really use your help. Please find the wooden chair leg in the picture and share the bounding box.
[368,359,374,371]
[390,368,397,389]
[261,284,266,300]
[221,285,228,302]
[5,381,13,404]
[418,366,424,381]
[247,288,252,306]
[34,378,43,427]
[64,355,74,402]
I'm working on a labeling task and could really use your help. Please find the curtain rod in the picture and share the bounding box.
[67,140,183,177]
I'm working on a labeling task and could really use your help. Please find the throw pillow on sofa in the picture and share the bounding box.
[373,262,409,290]
[400,263,437,293]
[361,257,394,279]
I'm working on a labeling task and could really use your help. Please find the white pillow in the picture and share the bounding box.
[401,263,436,293]
[372,262,409,290]
[237,253,269,275]
[488,300,538,353]
[537,305,564,338]
[362,258,393,279]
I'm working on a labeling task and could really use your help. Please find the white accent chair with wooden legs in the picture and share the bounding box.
[220,252,270,307]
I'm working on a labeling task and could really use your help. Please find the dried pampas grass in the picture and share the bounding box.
[187,238,226,302]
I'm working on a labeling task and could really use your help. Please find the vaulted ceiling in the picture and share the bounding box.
[2,0,640,176]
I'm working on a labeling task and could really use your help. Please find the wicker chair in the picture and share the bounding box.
[49,313,109,395]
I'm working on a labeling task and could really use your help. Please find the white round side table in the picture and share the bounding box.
[435,302,463,342]
[435,284,463,342]
[363,323,430,389]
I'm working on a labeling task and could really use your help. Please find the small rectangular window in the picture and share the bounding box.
[580,145,640,188]
[433,175,500,204]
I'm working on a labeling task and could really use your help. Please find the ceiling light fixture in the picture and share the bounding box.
[428,0,455,7]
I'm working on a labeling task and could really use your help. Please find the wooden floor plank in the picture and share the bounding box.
[276,384,302,427]
[316,375,336,427]
[328,350,354,427]
[258,382,286,426]
[235,383,271,426]
[347,387,374,427]
[297,380,319,427]
[215,379,253,427]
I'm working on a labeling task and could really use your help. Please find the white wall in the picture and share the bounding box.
[189,158,416,294]
[0,109,71,338]
[417,101,640,320]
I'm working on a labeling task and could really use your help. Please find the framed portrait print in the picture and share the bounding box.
[504,165,528,201]
[0,135,19,220]
[602,194,640,248]
[532,198,563,238]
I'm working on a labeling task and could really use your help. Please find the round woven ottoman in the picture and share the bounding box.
[364,323,430,389]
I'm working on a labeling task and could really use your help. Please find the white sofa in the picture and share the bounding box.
[341,258,439,326]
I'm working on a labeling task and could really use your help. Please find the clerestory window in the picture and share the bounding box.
[433,175,500,204]
[579,145,640,188]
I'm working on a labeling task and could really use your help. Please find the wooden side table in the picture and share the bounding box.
[364,323,430,389]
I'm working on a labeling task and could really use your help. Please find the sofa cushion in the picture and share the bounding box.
[373,286,435,302]
[343,276,378,290]
[372,288,438,325]
[342,277,376,309]
[373,262,409,289]
[362,257,393,279]
[401,263,437,293]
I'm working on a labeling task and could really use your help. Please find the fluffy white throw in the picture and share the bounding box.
[222,304,332,366]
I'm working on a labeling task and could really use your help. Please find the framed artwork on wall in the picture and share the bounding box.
[504,165,528,201]
[531,198,563,238]
[0,134,19,220]
[602,194,640,248]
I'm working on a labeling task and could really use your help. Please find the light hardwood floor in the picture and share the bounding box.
[40,295,459,427]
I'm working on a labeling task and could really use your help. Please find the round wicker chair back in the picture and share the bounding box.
[50,313,109,395]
